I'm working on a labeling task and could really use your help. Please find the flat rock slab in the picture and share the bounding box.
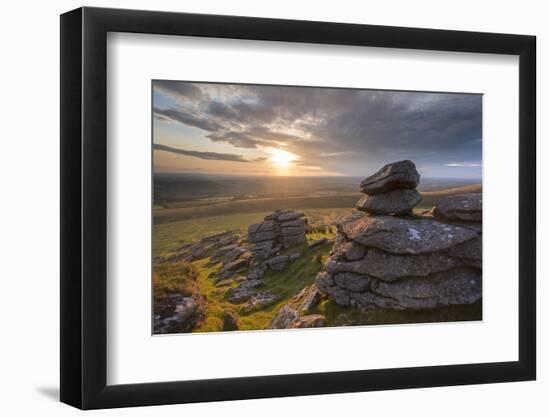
[325,248,459,281]
[316,269,481,310]
[446,235,482,269]
[240,292,279,313]
[276,211,305,222]
[226,279,263,303]
[340,214,478,254]
[359,160,420,195]
[433,193,482,222]
[356,189,421,214]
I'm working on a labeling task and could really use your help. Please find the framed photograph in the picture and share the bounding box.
[60,7,536,409]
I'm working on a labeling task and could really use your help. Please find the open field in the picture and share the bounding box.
[154,184,482,226]
[153,183,482,256]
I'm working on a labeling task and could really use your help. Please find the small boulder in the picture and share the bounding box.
[240,292,279,313]
[295,285,322,313]
[267,304,326,329]
[359,160,420,195]
[433,193,482,222]
[154,296,204,334]
[218,257,249,280]
[222,311,239,331]
[226,280,263,303]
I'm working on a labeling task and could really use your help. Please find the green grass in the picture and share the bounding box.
[191,258,238,332]
[153,261,198,303]
[153,208,351,257]
[153,190,482,332]
[190,242,333,332]
[153,212,269,256]
[152,187,479,225]
[261,243,331,301]
[314,298,482,326]
[153,194,360,225]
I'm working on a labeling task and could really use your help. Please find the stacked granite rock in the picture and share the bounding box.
[356,160,421,215]
[247,210,307,261]
[316,161,482,311]
[220,210,308,314]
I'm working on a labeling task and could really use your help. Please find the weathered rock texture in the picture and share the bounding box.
[267,285,326,329]
[359,160,420,195]
[154,295,205,334]
[356,189,422,215]
[316,162,482,311]
[433,193,482,222]
[357,160,422,215]
[248,210,307,260]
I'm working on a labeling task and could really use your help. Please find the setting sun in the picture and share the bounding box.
[268,148,298,168]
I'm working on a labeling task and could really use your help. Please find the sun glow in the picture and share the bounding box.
[268,148,298,168]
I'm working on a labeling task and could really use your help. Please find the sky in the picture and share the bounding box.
[153,80,482,179]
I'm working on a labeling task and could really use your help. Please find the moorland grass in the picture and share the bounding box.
[153,208,351,256]
[191,242,333,332]
[153,260,198,303]
[153,187,483,331]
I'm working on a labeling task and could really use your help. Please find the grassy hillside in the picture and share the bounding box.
[153,184,481,256]
[153,184,482,333]
[191,241,333,332]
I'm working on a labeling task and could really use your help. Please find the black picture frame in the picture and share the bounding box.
[60,6,536,410]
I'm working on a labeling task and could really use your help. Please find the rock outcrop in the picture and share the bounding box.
[316,161,482,311]
[248,210,307,260]
[267,285,326,329]
[154,295,205,334]
[161,231,240,264]
[221,211,309,313]
[357,160,421,215]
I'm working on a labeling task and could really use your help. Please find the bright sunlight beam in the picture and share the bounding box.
[268,148,298,168]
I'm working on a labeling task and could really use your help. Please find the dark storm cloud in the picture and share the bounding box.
[153,108,223,132]
[153,80,203,100]
[153,82,482,176]
[206,131,269,149]
[154,143,262,163]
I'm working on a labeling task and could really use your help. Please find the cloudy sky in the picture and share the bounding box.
[153,81,482,178]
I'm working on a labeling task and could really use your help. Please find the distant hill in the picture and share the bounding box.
[417,184,481,210]
[154,183,482,225]
[421,183,482,196]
